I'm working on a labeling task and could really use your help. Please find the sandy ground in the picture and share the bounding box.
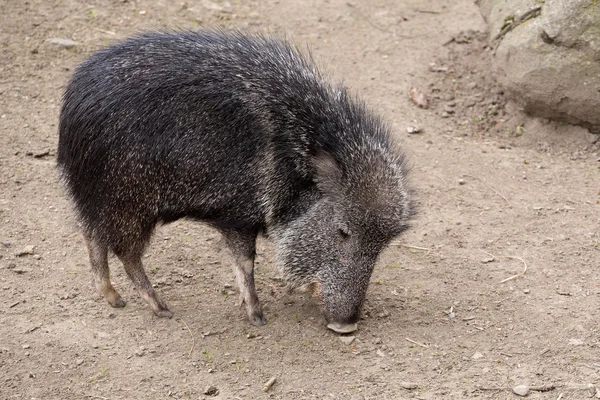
[1,0,599,399]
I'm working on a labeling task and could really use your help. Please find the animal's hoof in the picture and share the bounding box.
[327,322,358,334]
[249,311,267,326]
[112,298,127,308]
[154,308,174,319]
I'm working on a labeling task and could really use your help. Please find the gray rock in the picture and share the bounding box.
[475,0,600,133]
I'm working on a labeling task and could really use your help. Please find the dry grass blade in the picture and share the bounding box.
[178,319,195,357]
[500,256,528,283]
[405,337,429,348]
[466,175,509,204]
[391,243,433,251]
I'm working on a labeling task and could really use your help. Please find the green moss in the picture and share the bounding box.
[500,15,515,31]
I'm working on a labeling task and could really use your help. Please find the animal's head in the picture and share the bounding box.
[275,149,412,332]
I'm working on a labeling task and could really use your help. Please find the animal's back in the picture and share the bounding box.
[57,31,331,241]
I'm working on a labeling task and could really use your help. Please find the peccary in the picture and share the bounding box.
[57,30,412,333]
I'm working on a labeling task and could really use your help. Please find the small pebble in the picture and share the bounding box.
[472,352,483,360]
[339,336,355,345]
[523,288,530,294]
[76,359,84,366]
[406,125,421,134]
[376,349,385,357]
[22,344,30,349]
[443,105,455,113]
[480,257,494,263]
[48,38,80,49]
[458,178,466,185]
[409,87,428,109]
[399,382,417,390]
[373,337,382,344]
[203,385,219,396]
[15,245,35,257]
[513,384,530,397]
[33,150,50,158]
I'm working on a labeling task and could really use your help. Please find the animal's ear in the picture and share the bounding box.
[312,151,343,195]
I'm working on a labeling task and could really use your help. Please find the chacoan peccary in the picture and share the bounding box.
[57,30,413,333]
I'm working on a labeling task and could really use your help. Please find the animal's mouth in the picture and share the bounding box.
[286,280,360,333]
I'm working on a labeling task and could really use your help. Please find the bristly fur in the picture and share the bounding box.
[57,29,413,325]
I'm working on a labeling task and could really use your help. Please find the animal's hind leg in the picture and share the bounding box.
[222,229,265,326]
[84,233,126,308]
[114,246,173,318]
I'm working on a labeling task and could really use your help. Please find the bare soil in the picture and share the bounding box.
[1,1,599,399]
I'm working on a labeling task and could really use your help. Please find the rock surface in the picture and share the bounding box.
[475,0,600,133]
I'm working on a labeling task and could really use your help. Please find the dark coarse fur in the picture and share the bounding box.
[57,30,413,327]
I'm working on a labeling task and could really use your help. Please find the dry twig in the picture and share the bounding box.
[530,384,555,392]
[263,376,277,392]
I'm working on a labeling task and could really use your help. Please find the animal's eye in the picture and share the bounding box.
[338,225,351,239]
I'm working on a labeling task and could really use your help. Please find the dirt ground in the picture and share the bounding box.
[1,0,599,399]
